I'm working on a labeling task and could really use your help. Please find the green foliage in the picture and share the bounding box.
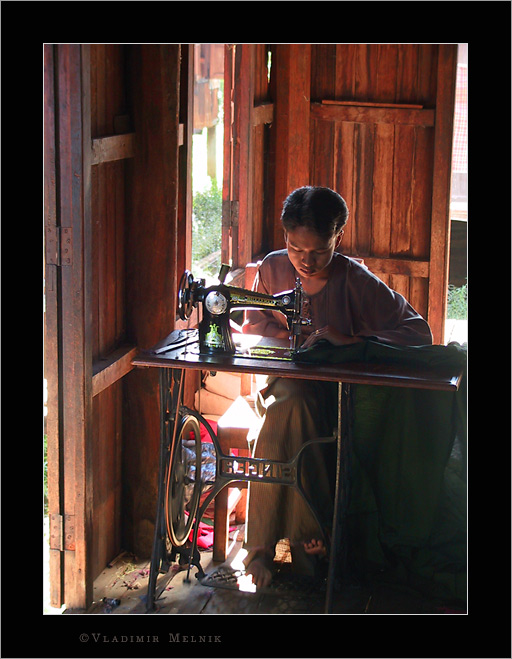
[192,179,222,277]
[447,283,467,320]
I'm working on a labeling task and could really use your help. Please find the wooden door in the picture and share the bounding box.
[44,44,182,611]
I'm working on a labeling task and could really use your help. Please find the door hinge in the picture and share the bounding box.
[49,513,75,551]
[45,226,73,266]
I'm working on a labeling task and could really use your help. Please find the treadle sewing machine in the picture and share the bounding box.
[132,265,463,614]
[149,266,339,606]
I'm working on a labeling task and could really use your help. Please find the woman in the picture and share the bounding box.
[241,186,432,588]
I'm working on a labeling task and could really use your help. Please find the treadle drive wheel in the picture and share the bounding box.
[165,414,202,547]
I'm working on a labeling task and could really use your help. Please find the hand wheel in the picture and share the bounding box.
[165,413,203,547]
[177,270,195,321]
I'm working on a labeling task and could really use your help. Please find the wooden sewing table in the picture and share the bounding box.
[132,331,463,614]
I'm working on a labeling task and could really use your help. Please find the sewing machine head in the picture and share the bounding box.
[177,264,310,355]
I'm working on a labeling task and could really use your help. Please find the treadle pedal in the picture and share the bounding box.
[199,565,327,600]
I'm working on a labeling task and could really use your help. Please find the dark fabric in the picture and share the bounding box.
[296,341,468,603]
[294,337,466,371]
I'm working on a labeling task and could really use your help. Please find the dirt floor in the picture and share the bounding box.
[57,527,464,616]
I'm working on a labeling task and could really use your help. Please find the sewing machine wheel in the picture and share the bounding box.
[177,270,194,320]
[165,414,203,547]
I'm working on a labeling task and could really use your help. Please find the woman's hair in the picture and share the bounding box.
[280,186,349,240]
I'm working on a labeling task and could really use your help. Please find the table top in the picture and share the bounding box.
[132,330,463,392]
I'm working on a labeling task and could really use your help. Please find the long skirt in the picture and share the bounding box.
[244,377,338,559]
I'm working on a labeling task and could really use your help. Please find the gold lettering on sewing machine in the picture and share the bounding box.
[230,293,282,308]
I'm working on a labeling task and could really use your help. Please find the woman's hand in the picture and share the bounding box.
[300,326,364,349]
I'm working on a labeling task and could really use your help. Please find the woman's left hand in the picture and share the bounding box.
[300,326,364,349]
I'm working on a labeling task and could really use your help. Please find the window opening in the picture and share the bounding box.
[445,43,467,345]
[191,44,224,285]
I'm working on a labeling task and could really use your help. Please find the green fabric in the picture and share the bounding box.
[296,341,467,604]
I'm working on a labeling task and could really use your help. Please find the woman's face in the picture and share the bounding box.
[285,226,342,280]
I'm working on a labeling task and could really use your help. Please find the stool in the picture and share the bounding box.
[213,395,261,562]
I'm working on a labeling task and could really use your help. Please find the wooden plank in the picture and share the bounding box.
[177,44,194,278]
[311,117,334,190]
[354,44,373,101]
[92,345,138,397]
[254,44,271,104]
[273,44,311,249]
[371,122,394,258]
[56,43,94,611]
[334,122,355,253]
[44,43,64,610]
[334,44,355,99]
[391,124,415,257]
[409,276,429,322]
[352,122,373,255]
[311,102,435,127]
[233,44,255,269]
[374,44,399,103]
[91,133,135,165]
[251,122,265,255]
[222,45,234,265]
[411,126,434,260]
[397,43,420,104]
[311,43,336,101]
[428,45,458,343]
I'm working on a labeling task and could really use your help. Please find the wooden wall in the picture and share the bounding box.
[228,44,457,341]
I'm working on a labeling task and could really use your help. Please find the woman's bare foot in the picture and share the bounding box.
[303,538,327,557]
[244,550,274,588]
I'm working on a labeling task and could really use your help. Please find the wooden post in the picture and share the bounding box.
[123,45,182,558]
[232,44,255,269]
[272,44,312,249]
[47,44,94,611]
[428,45,458,344]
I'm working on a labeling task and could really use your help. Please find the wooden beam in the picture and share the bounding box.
[311,102,435,127]
[91,133,135,165]
[92,345,138,397]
